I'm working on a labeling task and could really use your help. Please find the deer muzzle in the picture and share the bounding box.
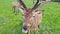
[22,25,28,33]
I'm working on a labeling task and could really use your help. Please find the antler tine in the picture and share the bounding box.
[32,0,50,10]
[18,0,27,9]
[32,0,40,10]
[33,3,41,10]
[38,1,49,7]
[35,0,50,9]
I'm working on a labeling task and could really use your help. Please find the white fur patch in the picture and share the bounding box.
[22,29,28,33]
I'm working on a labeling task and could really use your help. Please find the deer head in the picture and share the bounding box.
[18,0,41,19]
[18,0,49,33]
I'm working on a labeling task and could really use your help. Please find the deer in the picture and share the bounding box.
[17,0,50,34]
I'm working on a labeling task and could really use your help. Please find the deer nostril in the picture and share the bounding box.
[23,26,28,30]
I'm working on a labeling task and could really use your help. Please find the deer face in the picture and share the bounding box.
[22,9,44,33]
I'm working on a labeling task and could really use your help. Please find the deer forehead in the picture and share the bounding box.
[22,9,43,16]
[23,9,33,12]
[22,9,34,14]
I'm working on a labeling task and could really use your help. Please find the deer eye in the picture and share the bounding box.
[32,14,35,17]
[33,16,35,17]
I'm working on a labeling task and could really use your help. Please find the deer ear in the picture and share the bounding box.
[35,10,44,14]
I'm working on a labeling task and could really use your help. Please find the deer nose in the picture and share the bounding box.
[23,26,28,31]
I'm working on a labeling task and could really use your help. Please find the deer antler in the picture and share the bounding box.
[32,0,41,10]
[39,1,49,7]
[32,0,50,10]
[18,0,27,9]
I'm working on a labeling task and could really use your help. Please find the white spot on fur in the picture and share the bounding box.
[22,29,28,33]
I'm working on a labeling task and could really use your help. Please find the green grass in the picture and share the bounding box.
[0,0,60,34]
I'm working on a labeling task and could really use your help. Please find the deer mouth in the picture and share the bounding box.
[22,25,28,33]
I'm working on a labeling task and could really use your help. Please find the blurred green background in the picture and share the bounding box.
[0,0,60,34]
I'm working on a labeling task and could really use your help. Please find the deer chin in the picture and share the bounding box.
[22,29,28,33]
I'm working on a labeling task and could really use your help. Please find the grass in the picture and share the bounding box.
[0,0,60,34]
